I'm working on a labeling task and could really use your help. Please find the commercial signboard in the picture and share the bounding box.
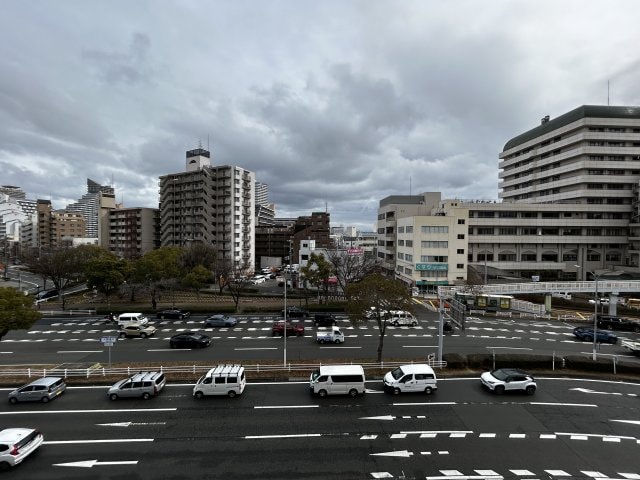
[415,263,448,271]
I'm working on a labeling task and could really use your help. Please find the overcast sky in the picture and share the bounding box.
[2,1,640,232]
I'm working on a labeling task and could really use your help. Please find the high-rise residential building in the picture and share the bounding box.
[36,200,86,249]
[109,207,160,258]
[158,147,255,268]
[65,179,116,246]
[255,182,269,206]
[378,105,640,290]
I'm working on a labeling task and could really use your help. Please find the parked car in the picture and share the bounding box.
[573,326,618,344]
[0,428,44,470]
[272,320,305,337]
[156,309,191,319]
[8,377,66,404]
[107,371,166,401]
[204,314,238,327]
[169,332,212,349]
[596,315,640,332]
[480,368,536,395]
[281,306,309,318]
[119,324,157,339]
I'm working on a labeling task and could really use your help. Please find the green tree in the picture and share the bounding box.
[85,254,129,309]
[300,252,334,303]
[0,287,41,341]
[182,265,212,300]
[132,247,184,309]
[345,273,413,362]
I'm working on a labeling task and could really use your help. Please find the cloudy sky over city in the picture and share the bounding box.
[2,1,640,231]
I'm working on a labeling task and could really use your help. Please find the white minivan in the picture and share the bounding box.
[193,365,246,398]
[309,365,365,397]
[116,313,149,327]
[383,364,437,395]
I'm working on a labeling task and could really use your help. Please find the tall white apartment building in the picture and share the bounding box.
[65,179,116,246]
[158,148,255,268]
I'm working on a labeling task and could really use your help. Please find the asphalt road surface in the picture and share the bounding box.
[1,311,639,367]
[0,377,638,479]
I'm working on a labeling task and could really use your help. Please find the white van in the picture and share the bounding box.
[117,313,149,327]
[383,364,437,395]
[309,365,365,397]
[193,365,246,398]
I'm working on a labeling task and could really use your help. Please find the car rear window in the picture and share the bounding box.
[155,374,166,385]
[16,430,40,449]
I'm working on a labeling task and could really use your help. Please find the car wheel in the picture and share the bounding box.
[119,332,126,339]
[160,315,165,320]
[228,391,237,398]
[425,387,433,395]
[319,339,325,344]
[142,392,151,400]
[393,387,401,395]
[140,333,147,339]
[170,342,176,349]
[412,321,418,327]
[608,325,613,330]
[41,396,50,403]
[494,385,505,395]
[109,394,118,401]
[348,388,358,397]
[0,462,11,472]
[334,339,341,344]
[318,389,327,397]
[195,391,204,399]
[634,326,640,333]
[314,322,319,327]
[585,336,593,342]
[525,385,536,395]
[8,397,18,404]
[393,321,399,327]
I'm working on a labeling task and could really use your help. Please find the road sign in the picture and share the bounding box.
[101,337,117,344]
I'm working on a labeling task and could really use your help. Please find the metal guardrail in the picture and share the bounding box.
[0,360,448,380]
[37,309,97,316]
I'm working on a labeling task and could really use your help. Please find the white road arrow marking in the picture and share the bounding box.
[570,387,623,395]
[370,450,413,458]
[97,422,166,427]
[54,460,138,468]
[360,415,396,421]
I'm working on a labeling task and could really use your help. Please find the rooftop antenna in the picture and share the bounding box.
[207,134,210,151]
[409,176,412,195]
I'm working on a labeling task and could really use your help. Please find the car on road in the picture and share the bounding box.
[272,320,305,336]
[116,313,149,327]
[480,368,536,395]
[0,428,44,470]
[385,311,418,327]
[8,377,66,404]
[119,324,157,339]
[193,364,246,398]
[596,315,640,332]
[107,371,166,401]
[314,313,337,327]
[156,308,191,319]
[282,306,309,318]
[573,326,618,344]
[204,314,238,327]
[169,332,212,348]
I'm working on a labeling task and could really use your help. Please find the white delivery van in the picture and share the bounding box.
[309,365,365,397]
[387,311,418,327]
[116,313,149,327]
[383,364,437,395]
[193,364,246,398]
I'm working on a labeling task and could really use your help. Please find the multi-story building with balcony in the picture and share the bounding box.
[35,200,86,249]
[65,179,116,247]
[109,207,159,258]
[158,148,255,268]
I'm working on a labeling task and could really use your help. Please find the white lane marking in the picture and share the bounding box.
[510,470,534,476]
[401,430,473,435]
[370,450,412,457]
[360,415,395,421]
[612,420,640,425]
[0,408,177,415]
[529,402,597,407]
[544,470,570,476]
[402,345,438,348]
[479,433,496,438]
[54,459,139,468]
[245,433,321,439]
[571,387,624,395]
[392,402,456,406]
[234,347,278,350]
[370,473,393,479]
[0,352,13,354]
[485,346,532,350]
[97,422,167,427]
[320,346,362,349]
[147,349,190,352]
[254,405,319,409]
[46,439,153,445]
[56,350,103,353]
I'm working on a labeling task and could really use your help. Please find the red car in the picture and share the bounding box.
[271,320,305,337]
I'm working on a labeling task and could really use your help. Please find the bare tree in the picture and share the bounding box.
[325,249,380,294]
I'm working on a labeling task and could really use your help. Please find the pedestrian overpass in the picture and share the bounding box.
[438,280,640,316]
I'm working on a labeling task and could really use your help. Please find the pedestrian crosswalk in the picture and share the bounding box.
[370,469,640,479]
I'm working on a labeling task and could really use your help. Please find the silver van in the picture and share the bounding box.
[116,313,149,327]
[8,377,66,404]
[309,365,365,397]
[193,365,246,398]
[108,371,166,401]
[383,364,437,395]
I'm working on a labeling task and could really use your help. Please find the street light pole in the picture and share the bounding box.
[592,274,599,361]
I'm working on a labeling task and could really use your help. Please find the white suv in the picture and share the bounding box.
[480,368,536,395]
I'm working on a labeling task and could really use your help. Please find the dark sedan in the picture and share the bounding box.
[573,326,618,344]
[157,309,191,320]
[169,332,211,349]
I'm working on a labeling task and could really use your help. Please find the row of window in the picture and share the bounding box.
[474,253,621,262]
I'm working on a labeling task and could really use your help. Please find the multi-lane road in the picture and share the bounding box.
[1,307,639,367]
[0,378,639,479]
